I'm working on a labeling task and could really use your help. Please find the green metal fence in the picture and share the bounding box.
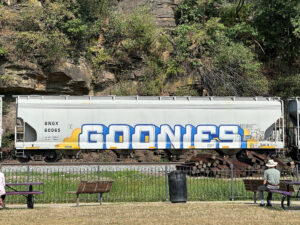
[2,164,299,204]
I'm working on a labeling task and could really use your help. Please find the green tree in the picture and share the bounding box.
[253,0,300,64]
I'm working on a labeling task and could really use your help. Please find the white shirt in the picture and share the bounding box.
[0,172,6,196]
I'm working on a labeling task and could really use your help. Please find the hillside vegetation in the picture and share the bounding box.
[0,0,300,97]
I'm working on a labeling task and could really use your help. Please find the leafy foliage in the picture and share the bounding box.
[253,0,300,64]
[138,60,164,96]
[6,0,117,63]
[102,7,160,62]
[88,7,172,95]
[15,31,70,63]
[173,0,300,97]
[0,46,7,59]
[170,17,267,96]
[1,0,300,97]
[273,74,300,97]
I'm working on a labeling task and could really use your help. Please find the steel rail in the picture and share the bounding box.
[1,162,182,166]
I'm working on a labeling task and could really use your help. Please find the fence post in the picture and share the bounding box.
[165,165,168,201]
[296,164,299,182]
[296,164,299,193]
[27,165,30,182]
[27,165,30,192]
[97,165,101,203]
[230,164,234,201]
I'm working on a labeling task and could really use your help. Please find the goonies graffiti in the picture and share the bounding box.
[78,124,248,149]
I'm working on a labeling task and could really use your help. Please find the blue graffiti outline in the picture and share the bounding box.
[106,124,132,149]
[195,125,218,148]
[158,124,184,149]
[79,124,107,148]
[77,123,245,149]
[182,124,197,148]
[132,124,159,149]
[218,124,245,148]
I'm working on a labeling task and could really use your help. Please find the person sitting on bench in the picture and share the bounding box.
[257,159,280,207]
[0,164,6,208]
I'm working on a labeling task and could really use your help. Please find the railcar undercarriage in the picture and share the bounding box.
[7,147,295,164]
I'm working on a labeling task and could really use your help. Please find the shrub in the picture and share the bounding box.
[0,46,7,59]
[273,74,300,97]
[171,17,268,96]
[15,31,70,63]
[88,47,113,71]
[103,7,160,61]
[110,81,138,96]
[138,60,164,96]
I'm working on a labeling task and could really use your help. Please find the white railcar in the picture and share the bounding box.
[287,97,300,158]
[14,96,284,160]
[0,96,2,148]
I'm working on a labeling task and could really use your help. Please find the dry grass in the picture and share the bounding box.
[0,201,300,225]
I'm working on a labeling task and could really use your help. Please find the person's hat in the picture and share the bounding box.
[266,159,278,167]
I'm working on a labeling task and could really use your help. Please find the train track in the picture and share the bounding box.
[1,162,182,166]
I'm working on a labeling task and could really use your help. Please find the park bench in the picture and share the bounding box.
[67,180,113,206]
[5,182,44,209]
[243,179,294,204]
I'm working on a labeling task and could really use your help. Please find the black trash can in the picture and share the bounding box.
[168,170,187,203]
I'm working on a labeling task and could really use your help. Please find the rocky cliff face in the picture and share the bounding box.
[0,58,92,95]
[0,0,180,96]
[117,0,179,27]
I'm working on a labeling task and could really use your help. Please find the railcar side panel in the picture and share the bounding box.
[0,96,2,148]
[15,96,284,151]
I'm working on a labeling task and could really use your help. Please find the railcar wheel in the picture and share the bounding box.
[44,151,58,163]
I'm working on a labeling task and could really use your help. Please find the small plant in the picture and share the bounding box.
[2,133,13,148]
[0,74,14,86]
[2,100,8,115]
[166,60,184,78]
[0,46,7,59]
[110,81,138,96]
[89,47,113,70]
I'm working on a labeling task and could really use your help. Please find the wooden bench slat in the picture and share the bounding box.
[243,179,295,192]
[6,191,44,195]
[269,190,293,196]
[67,180,113,206]
[76,181,114,194]
[243,179,295,204]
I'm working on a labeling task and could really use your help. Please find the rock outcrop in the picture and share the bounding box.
[117,0,179,27]
[46,58,92,95]
[93,70,116,91]
[0,61,46,94]
[0,58,92,95]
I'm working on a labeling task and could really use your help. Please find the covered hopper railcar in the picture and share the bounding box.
[0,96,2,150]
[14,95,285,162]
[287,97,300,159]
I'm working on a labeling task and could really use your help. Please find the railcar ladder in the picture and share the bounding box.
[16,118,25,143]
[15,118,30,159]
[15,118,26,158]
